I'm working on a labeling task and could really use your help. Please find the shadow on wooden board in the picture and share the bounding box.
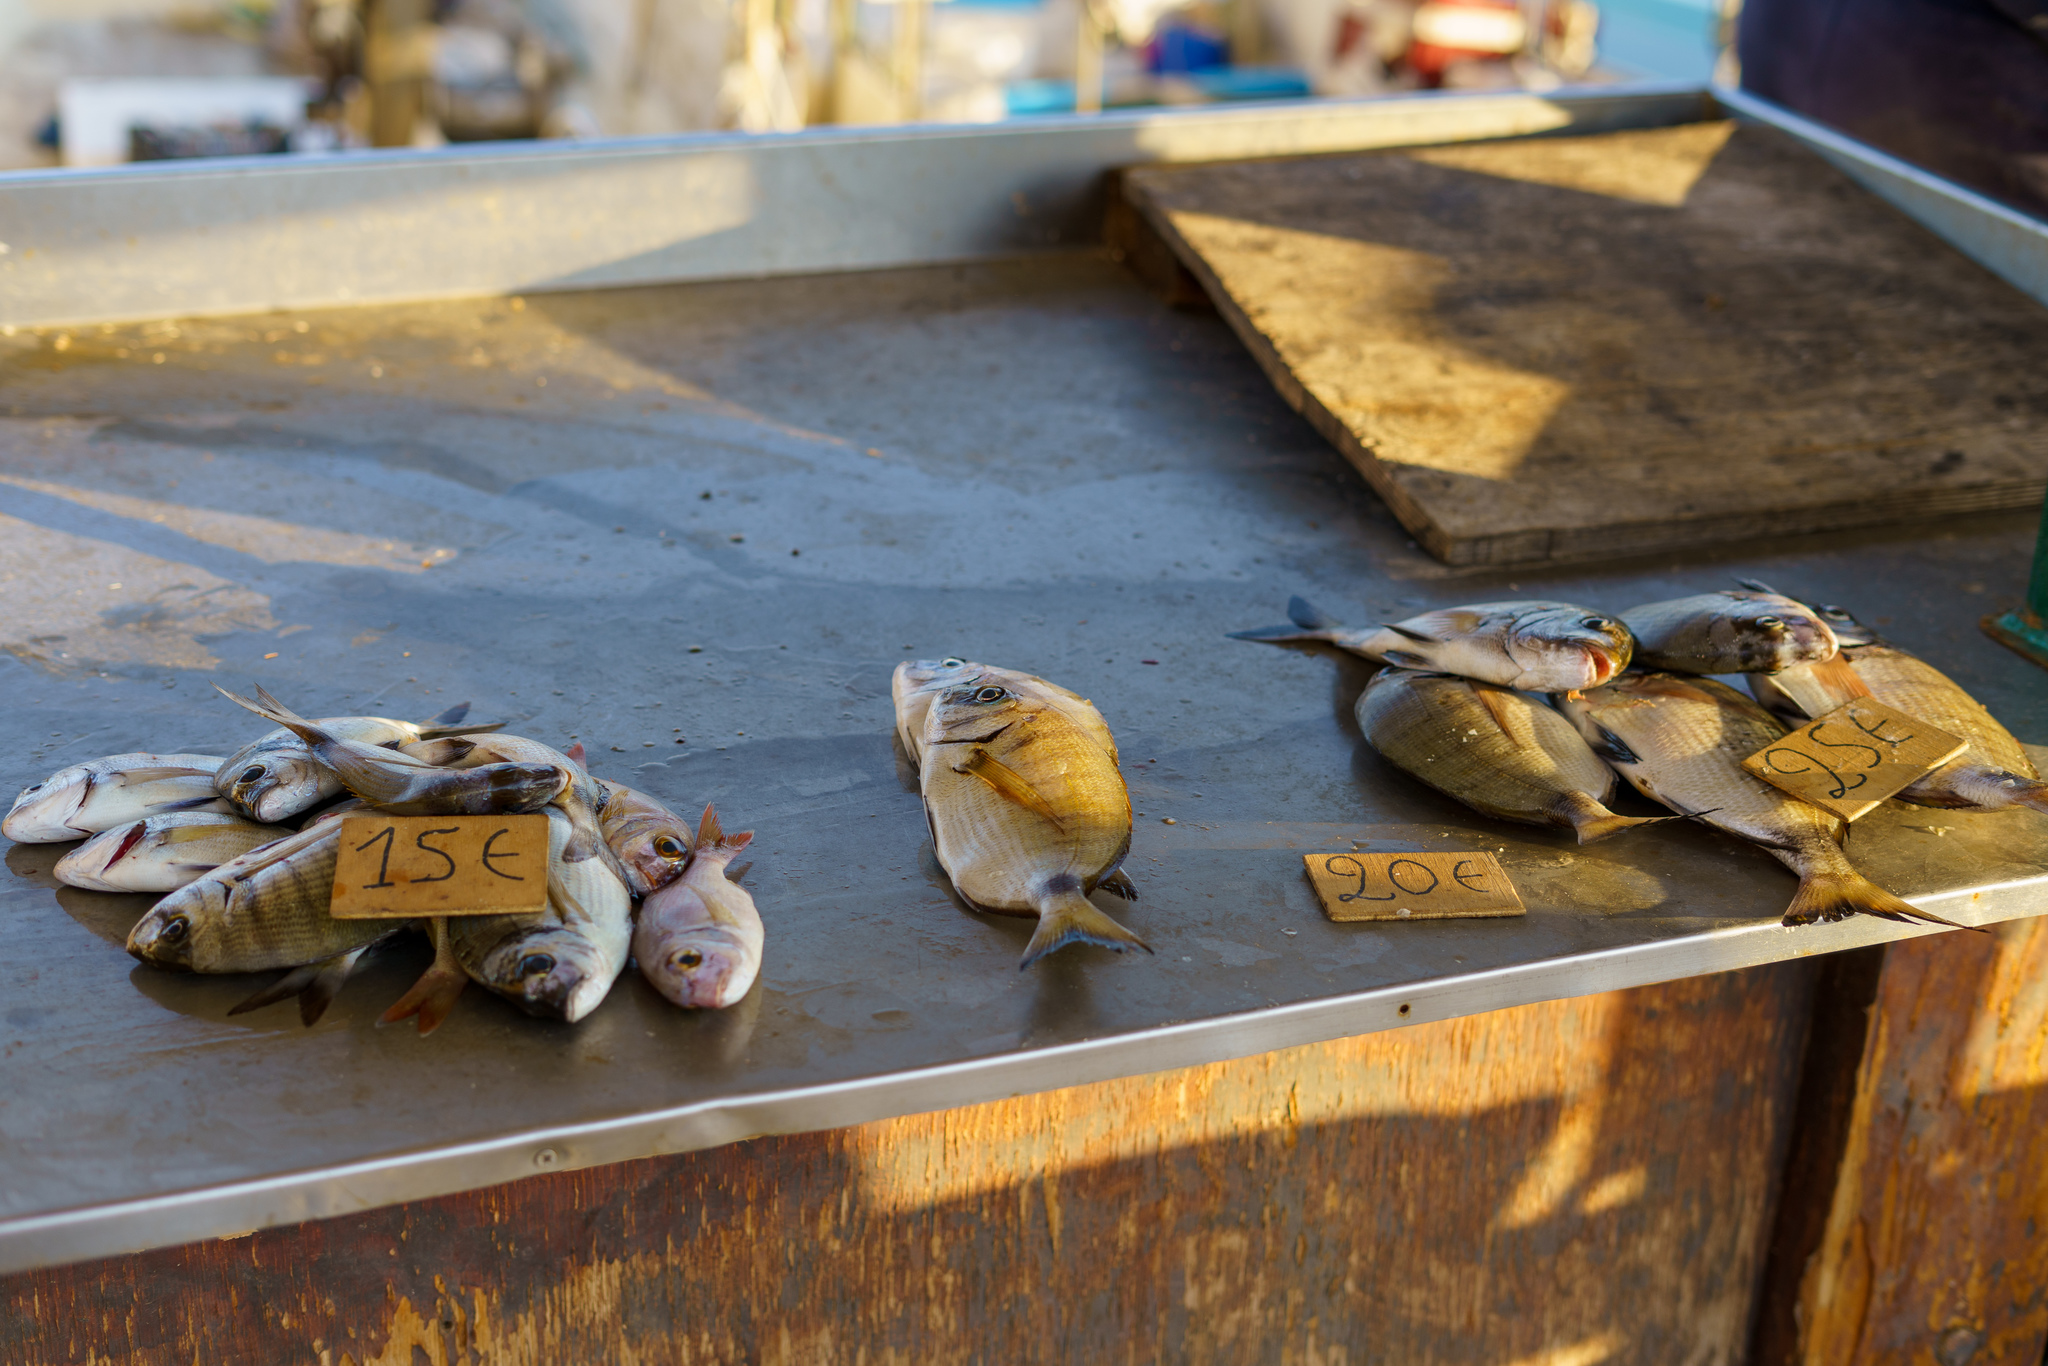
[6,965,1815,1366]
[1119,122,2048,568]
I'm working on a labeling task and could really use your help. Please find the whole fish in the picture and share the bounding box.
[216,700,499,823]
[906,662,1146,967]
[1620,590,1838,675]
[1557,673,1964,928]
[1357,668,1671,844]
[595,778,695,897]
[445,807,633,1024]
[217,687,563,816]
[54,811,288,893]
[635,804,762,1008]
[6,753,230,843]
[1746,600,2048,815]
[1230,597,1633,694]
[127,822,391,971]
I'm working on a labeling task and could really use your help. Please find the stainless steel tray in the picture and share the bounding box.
[2,82,2045,1275]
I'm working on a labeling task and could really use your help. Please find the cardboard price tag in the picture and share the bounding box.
[1742,699,1967,822]
[1304,851,1525,923]
[329,813,549,920]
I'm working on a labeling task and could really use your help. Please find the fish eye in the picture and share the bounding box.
[974,686,1006,703]
[1580,616,1611,630]
[673,949,704,969]
[653,835,685,860]
[160,916,188,943]
[239,765,266,784]
[518,953,555,977]
[942,657,966,668]
[1756,615,1784,629]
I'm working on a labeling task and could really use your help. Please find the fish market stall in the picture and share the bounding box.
[5,86,2048,1363]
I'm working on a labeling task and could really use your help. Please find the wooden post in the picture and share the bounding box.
[1752,922,2048,1365]
[363,0,431,148]
[1074,0,1104,114]
[891,0,925,121]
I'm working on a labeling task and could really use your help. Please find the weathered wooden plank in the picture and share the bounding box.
[1121,122,2048,566]
[2,963,1811,1365]
[1766,918,2048,1366]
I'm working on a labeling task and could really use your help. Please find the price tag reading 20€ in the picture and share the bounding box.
[1742,699,1967,822]
[1304,851,1525,923]
[329,814,550,920]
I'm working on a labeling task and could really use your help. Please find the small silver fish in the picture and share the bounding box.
[216,700,498,823]
[216,687,563,816]
[1620,590,1838,675]
[1231,597,1632,693]
[634,805,763,1009]
[5,753,229,843]
[54,811,288,893]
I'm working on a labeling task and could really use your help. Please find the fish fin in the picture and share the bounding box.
[694,804,755,856]
[1735,577,1781,595]
[296,946,371,1026]
[2007,781,2048,816]
[214,684,323,744]
[222,826,326,881]
[414,720,507,740]
[1811,656,1873,702]
[954,748,1065,829]
[1782,868,1984,932]
[1584,724,1642,766]
[147,794,231,814]
[564,742,587,767]
[109,765,219,785]
[1567,810,1679,845]
[725,860,752,884]
[1020,885,1150,969]
[423,701,472,728]
[1288,595,1341,631]
[1381,649,1430,669]
[1227,622,1334,644]
[1097,868,1139,901]
[402,738,475,766]
[1470,688,1525,742]
[379,920,468,1033]
[228,962,323,1017]
[1380,622,1438,644]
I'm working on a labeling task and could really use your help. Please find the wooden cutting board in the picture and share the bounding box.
[1120,121,2048,566]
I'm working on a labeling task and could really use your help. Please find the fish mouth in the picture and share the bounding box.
[516,963,591,1021]
[1587,650,1620,687]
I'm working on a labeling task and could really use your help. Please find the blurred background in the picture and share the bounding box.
[0,0,1728,169]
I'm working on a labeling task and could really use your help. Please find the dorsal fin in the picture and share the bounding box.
[422,701,472,728]
[1287,595,1341,631]
[1381,622,1438,644]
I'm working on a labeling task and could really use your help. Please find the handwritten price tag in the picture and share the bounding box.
[329,814,549,920]
[1742,699,1967,821]
[1304,851,1525,923]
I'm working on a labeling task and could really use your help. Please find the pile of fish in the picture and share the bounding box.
[893,657,1146,969]
[2,686,763,1030]
[1235,582,2044,929]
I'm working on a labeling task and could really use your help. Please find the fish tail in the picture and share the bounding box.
[1938,767,2048,814]
[1020,881,1151,969]
[2009,781,2048,816]
[214,684,326,746]
[695,804,754,857]
[423,701,472,728]
[1227,595,1348,644]
[1783,867,1981,932]
[1566,808,1677,845]
[378,919,469,1034]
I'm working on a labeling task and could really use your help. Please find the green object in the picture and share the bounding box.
[1982,501,2048,669]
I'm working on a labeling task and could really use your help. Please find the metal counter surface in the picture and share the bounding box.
[3,256,2045,1272]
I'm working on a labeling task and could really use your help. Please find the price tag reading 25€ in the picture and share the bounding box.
[1742,699,1967,822]
[1304,851,1525,923]
[329,814,550,920]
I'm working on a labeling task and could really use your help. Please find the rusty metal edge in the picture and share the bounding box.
[5,876,2041,1276]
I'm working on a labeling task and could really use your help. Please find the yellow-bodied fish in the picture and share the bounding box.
[1557,673,1966,929]
[1358,668,1671,843]
[55,811,289,893]
[896,660,1146,968]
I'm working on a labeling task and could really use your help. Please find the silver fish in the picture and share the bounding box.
[54,811,289,893]
[448,807,633,1024]
[1620,590,1838,675]
[5,753,230,843]
[1557,673,1964,929]
[406,732,610,865]
[127,822,392,972]
[634,804,762,1009]
[1357,668,1671,843]
[216,700,499,823]
[1231,597,1632,693]
[216,687,564,816]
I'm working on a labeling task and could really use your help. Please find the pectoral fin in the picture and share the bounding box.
[954,748,1064,829]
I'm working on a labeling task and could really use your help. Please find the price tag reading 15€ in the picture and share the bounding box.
[1304,851,1525,923]
[329,814,550,920]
